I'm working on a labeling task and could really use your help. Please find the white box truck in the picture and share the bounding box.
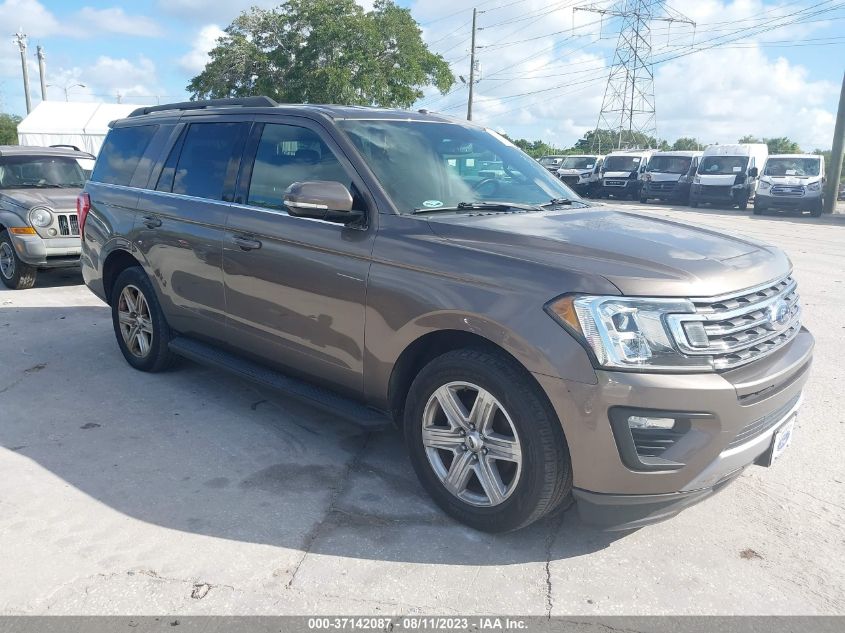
[690,143,768,210]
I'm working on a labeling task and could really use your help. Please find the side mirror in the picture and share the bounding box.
[283,181,363,225]
[748,167,759,178]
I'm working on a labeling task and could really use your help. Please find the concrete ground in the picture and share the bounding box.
[1,201,844,615]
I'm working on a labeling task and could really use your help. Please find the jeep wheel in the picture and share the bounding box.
[404,349,572,532]
[110,267,175,372]
[0,230,37,290]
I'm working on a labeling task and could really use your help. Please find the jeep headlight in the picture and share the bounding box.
[807,181,821,191]
[29,206,53,228]
[545,295,713,371]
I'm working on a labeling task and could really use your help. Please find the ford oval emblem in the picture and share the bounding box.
[768,299,790,330]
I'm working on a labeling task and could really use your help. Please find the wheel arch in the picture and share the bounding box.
[387,329,557,429]
[102,248,143,303]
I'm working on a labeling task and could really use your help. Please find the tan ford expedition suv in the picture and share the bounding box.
[79,97,813,532]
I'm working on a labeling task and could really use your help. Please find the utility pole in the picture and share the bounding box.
[14,30,32,113]
[36,45,47,101]
[824,70,845,215]
[575,2,694,151]
[467,7,477,121]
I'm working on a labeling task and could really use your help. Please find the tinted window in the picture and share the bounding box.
[169,122,243,200]
[646,156,692,174]
[92,125,158,186]
[247,124,352,211]
[603,155,642,172]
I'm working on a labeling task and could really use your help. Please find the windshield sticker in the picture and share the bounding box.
[732,166,742,172]
[422,200,443,208]
[633,157,640,162]
[785,169,797,175]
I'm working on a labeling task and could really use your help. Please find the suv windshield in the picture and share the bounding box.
[764,157,820,177]
[603,155,642,172]
[699,155,749,175]
[338,121,579,213]
[560,156,596,170]
[0,156,86,189]
[647,156,692,174]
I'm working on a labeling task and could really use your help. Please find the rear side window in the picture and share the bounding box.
[92,125,158,186]
[166,122,244,201]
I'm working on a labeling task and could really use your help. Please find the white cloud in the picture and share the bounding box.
[77,7,163,38]
[0,0,61,38]
[157,0,378,23]
[178,24,226,75]
[408,0,840,150]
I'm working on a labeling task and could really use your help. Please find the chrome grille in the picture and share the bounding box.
[668,275,801,371]
[771,185,804,197]
[56,213,80,236]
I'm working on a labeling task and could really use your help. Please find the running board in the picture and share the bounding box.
[168,336,391,429]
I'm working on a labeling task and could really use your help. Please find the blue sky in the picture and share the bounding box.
[1,0,843,149]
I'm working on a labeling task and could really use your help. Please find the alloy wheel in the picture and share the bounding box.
[0,242,15,280]
[421,381,522,507]
[117,284,154,358]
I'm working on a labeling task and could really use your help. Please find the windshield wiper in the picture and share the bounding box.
[411,201,544,214]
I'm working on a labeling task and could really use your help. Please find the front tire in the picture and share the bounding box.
[0,230,37,290]
[110,267,175,372]
[404,348,572,533]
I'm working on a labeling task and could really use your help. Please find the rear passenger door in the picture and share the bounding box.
[223,118,376,395]
[134,118,248,339]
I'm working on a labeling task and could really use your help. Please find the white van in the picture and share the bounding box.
[690,144,768,209]
[755,154,825,217]
[598,150,653,199]
[640,151,702,204]
[555,154,604,197]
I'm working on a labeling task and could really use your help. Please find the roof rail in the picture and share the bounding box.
[128,96,278,118]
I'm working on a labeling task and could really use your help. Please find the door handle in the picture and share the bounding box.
[142,215,162,229]
[233,236,262,251]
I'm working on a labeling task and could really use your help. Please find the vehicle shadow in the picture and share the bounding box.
[0,304,625,566]
[0,267,83,291]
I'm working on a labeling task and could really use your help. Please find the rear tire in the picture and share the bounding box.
[404,348,572,533]
[738,199,749,210]
[110,267,175,372]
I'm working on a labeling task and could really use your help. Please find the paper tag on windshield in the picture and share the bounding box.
[786,169,797,175]
[733,166,742,172]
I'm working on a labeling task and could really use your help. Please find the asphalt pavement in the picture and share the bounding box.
[1,201,843,615]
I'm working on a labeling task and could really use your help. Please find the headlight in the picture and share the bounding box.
[807,181,821,191]
[580,172,591,178]
[758,180,771,190]
[545,295,713,371]
[29,206,53,228]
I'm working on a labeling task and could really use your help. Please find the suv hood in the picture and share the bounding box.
[425,207,790,297]
[0,188,81,211]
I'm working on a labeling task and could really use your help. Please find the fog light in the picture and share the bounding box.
[48,228,58,236]
[628,416,676,430]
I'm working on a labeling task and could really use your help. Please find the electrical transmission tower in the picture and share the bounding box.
[575,0,694,152]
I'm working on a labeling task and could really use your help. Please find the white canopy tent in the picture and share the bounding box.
[17,101,138,156]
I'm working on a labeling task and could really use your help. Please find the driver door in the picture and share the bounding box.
[222,119,376,395]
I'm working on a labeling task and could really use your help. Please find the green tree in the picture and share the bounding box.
[0,113,22,145]
[188,0,454,108]
[672,137,702,151]
[764,137,802,154]
[738,135,762,144]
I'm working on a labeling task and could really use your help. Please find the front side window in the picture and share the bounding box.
[338,120,577,213]
[247,124,353,211]
[92,125,158,186]
[603,155,642,172]
[647,156,692,174]
[764,157,821,177]
[168,122,244,200]
[0,156,85,189]
[699,156,749,175]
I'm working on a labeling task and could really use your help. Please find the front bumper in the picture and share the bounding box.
[9,232,81,268]
[691,183,749,205]
[600,179,640,195]
[534,328,813,529]
[642,180,690,201]
[756,193,822,211]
